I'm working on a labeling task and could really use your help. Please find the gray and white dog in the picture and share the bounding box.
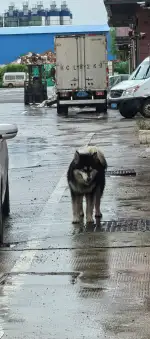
[67,146,107,224]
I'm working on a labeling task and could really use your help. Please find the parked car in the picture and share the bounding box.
[108,74,129,91]
[0,124,18,242]
[108,57,150,118]
[3,72,27,88]
[108,74,129,108]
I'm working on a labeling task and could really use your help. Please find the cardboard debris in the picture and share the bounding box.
[20,51,56,65]
[11,50,56,65]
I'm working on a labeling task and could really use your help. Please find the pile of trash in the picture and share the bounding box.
[41,50,56,63]
[21,51,56,65]
[12,50,56,65]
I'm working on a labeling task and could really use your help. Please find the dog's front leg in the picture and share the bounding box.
[71,192,80,224]
[79,195,84,217]
[95,186,102,218]
[86,193,95,224]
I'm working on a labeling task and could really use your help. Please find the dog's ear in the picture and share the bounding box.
[92,152,98,161]
[74,151,80,164]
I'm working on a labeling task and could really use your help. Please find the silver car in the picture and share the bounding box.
[108,74,129,91]
[0,124,18,242]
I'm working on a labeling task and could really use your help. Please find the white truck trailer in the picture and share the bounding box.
[55,34,108,115]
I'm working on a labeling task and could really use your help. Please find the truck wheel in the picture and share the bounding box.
[57,105,68,115]
[24,99,29,105]
[141,99,150,118]
[96,105,101,113]
[3,175,10,217]
[119,101,137,119]
[44,92,48,101]
[103,104,107,114]
[96,104,107,114]
[24,93,29,105]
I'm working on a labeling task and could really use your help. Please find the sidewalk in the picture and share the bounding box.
[0,109,150,339]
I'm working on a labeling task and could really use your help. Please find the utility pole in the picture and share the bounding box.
[128,16,139,70]
[134,16,139,68]
[128,43,132,74]
[128,24,146,71]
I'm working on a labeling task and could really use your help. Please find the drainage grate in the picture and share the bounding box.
[106,169,136,177]
[94,219,150,232]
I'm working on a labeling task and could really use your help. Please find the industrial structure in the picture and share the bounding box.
[0,24,115,65]
[104,0,150,65]
[0,1,72,27]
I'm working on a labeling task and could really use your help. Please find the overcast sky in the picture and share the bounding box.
[0,0,107,25]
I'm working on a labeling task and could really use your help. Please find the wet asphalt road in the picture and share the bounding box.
[0,88,150,338]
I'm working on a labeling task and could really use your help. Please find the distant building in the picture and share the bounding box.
[0,1,72,27]
[104,0,150,63]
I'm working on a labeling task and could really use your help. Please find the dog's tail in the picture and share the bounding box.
[97,150,107,170]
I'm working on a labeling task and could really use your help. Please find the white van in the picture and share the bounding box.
[108,57,150,117]
[3,72,27,88]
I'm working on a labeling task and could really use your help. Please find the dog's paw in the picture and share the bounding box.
[72,218,80,224]
[86,217,94,224]
[95,208,102,218]
[95,213,102,218]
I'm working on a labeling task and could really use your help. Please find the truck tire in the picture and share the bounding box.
[96,105,101,113]
[57,104,68,115]
[44,92,48,101]
[103,104,107,114]
[119,101,137,119]
[96,104,107,114]
[141,99,150,118]
[24,93,29,105]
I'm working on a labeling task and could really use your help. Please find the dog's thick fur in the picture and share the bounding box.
[67,146,107,224]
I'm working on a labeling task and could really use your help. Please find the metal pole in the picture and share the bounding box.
[132,39,136,70]
[135,16,139,68]
[128,42,131,74]
[136,38,139,67]
[128,54,131,74]
[128,45,131,74]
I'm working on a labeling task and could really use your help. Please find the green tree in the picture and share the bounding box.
[114,61,129,74]
[110,28,118,58]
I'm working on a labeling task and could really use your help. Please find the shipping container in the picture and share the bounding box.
[55,34,108,115]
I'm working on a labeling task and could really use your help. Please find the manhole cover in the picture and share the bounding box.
[94,219,150,232]
[106,169,136,176]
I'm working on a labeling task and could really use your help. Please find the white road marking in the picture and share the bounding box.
[0,132,94,338]
[21,111,27,115]
[0,330,4,338]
